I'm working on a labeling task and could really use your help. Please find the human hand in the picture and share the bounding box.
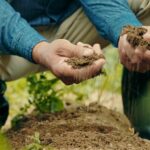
[118,26,150,73]
[32,39,105,85]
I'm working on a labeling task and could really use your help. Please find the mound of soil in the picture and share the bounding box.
[7,104,150,150]
[121,25,150,50]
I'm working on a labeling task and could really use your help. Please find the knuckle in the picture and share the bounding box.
[56,39,70,48]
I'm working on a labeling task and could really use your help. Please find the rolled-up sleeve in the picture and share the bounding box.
[0,0,46,62]
[79,0,142,47]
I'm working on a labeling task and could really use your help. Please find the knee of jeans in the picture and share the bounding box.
[135,126,150,140]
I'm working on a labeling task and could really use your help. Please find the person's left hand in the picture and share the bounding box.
[118,26,150,73]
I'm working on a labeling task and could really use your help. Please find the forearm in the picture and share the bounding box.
[0,0,46,62]
[79,0,142,47]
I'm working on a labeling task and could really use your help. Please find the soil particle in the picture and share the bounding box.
[65,53,105,69]
[121,25,150,50]
[7,104,150,150]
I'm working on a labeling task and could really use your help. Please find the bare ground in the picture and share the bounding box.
[6,103,150,150]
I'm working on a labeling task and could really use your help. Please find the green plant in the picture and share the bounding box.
[11,113,27,129]
[22,132,53,150]
[11,73,65,128]
[27,73,64,113]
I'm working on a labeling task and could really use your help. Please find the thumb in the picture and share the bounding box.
[143,33,150,41]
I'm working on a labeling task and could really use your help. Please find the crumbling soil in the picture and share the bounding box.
[7,104,150,150]
[121,25,150,50]
[65,53,105,69]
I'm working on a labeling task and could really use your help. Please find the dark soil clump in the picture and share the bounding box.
[7,104,150,150]
[65,53,105,69]
[121,25,150,50]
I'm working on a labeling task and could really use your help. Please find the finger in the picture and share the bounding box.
[125,42,135,59]
[131,48,143,64]
[123,60,150,73]
[121,57,135,71]
[119,48,129,65]
[134,61,150,73]
[65,43,94,58]
[122,34,136,59]
[73,59,106,82]
[53,40,84,58]
[119,34,135,63]
[76,42,95,57]
[144,50,150,63]
[77,42,92,48]
[119,46,143,65]
[143,33,150,41]
[93,44,102,55]
[53,63,76,85]
[120,46,150,72]
[81,47,94,57]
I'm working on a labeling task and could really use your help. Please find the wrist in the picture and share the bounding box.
[32,41,49,64]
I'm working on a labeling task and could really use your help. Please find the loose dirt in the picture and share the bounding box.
[65,53,105,69]
[7,103,150,150]
[121,25,150,50]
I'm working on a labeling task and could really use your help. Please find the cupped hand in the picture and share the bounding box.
[118,26,150,73]
[32,39,105,85]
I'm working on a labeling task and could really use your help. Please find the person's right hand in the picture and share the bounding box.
[32,39,105,85]
[118,26,150,73]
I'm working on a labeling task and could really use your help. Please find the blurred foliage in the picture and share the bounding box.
[6,78,28,121]
[100,45,123,93]
[11,74,64,128]
[0,133,11,150]
[26,74,64,113]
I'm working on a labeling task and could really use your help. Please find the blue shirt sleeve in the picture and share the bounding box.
[79,0,142,47]
[0,0,46,62]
